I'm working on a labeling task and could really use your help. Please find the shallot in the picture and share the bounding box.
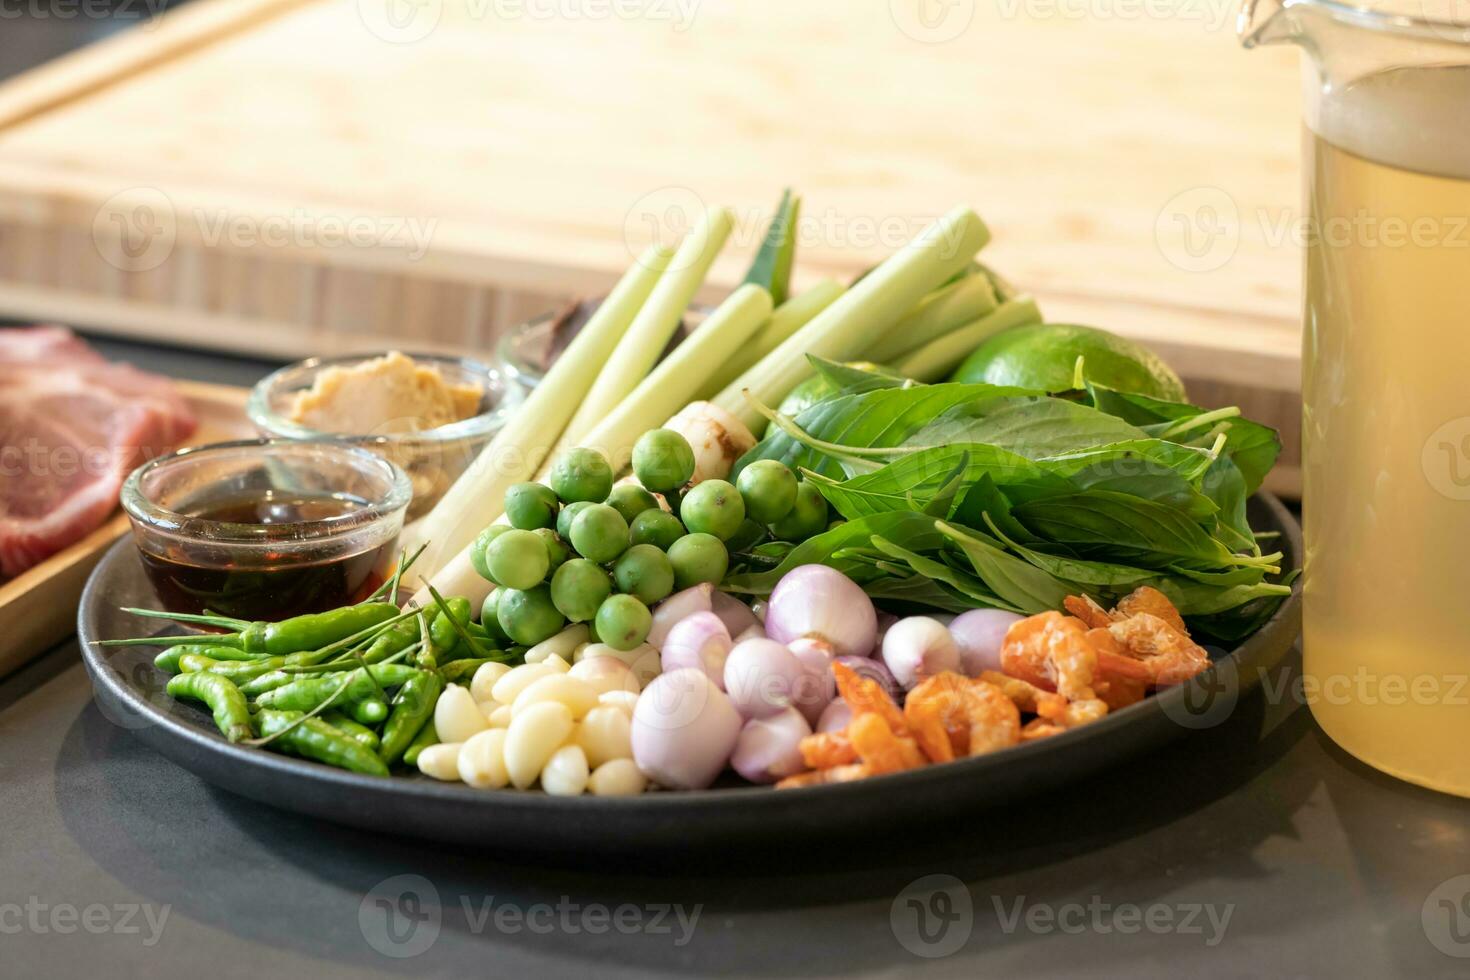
[659,612,733,688]
[648,583,715,648]
[764,564,877,657]
[949,608,1024,677]
[723,638,808,718]
[882,616,961,690]
[631,668,743,789]
[730,707,812,784]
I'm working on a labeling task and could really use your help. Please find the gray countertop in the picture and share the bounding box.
[2,336,1468,978]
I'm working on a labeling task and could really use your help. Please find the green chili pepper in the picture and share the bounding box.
[378,672,444,766]
[402,719,440,767]
[430,598,472,651]
[156,644,248,673]
[254,664,424,716]
[438,658,502,684]
[354,699,389,725]
[111,602,402,656]
[240,670,296,698]
[177,653,288,681]
[253,709,389,777]
[166,673,252,743]
[359,618,421,665]
[320,710,381,751]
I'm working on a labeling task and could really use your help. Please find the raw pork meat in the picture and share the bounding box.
[0,327,196,578]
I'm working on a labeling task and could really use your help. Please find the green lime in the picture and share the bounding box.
[605,484,660,525]
[594,594,652,652]
[549,448,614,504]
[613,544,675,605]
[569,503,630,564]
[628,509,684,551]
[949,322,1186,400]
[485,529,550,590]
[667,533,728,590]
[550,558,613,623]
[770,481,828,542]
[632,429,696,493]
[679,480,745,541]
[504,482,559,530]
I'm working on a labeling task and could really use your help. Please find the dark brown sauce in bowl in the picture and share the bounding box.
[136,493,395,620]
[122,440,411,622]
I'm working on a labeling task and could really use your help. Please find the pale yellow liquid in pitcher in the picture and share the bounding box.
[1303,65,1470,794]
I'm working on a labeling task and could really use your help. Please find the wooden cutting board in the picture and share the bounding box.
[0,0,1306,490]
[0,381,251,678]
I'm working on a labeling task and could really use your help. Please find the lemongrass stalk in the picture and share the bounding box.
[712,206,990,428]
[407,244,673,573]
[699,278,844,397]
[893,297,1042,382]
[414,284,774,610]
[559,208,734,447]
[865,270,999,363]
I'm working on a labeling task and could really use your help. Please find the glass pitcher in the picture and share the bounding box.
[1240,0,1470,794]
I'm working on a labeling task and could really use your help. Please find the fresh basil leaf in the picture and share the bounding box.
[1200,456,1257,554]
[721,511,949,595]
[1086,382,1280,494]
[807,355,910,396]
[952,474,1036,543]
[1010,490,1243,569]
[736,383,1036,479]
[870,535,1024,613]
[805,444,1056,520]
[935,521,1073,613]
[980,514,1160,588]
[907,397,1149,460]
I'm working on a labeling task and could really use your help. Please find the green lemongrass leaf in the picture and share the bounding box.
[934,521,1073,613]
[742,189,801,306]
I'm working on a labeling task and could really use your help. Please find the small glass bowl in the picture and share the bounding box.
[122,440,412,621]
[247,352,521,520]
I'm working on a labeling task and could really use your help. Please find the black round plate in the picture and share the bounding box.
[79,494,1303,855]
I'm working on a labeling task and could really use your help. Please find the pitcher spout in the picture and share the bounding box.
[1238,0,1304,49]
